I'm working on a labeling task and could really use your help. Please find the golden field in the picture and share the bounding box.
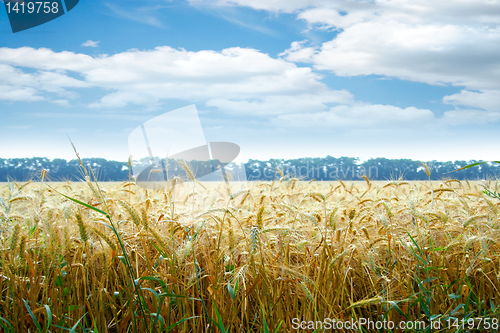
[0,177,499,332]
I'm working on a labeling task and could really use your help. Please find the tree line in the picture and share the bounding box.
[0,156,498,182]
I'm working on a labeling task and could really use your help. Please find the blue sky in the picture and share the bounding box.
[1,0,499,162]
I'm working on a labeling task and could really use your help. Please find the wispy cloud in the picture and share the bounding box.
[81,40,100,48]
[216,9,278,36]
[222,15,278,36]
[25,111,148,122]
[51,99,71,106]
[190,2,279,36]
[5,125,34,130]
[105,3,165,28]
[57,128,78,133]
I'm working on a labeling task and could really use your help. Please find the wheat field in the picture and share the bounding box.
[0,176,499,332]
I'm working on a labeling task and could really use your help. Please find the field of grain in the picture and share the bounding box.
[0,176,499,332]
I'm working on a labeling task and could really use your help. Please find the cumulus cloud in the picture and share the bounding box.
[202,0,500,27]
[233,0,500,114]
[441,109,500,125]
[1,23,498,133]
[81,40,100,48]
[282,14,500,88]
[443,90,500,112]
[206,90,353,116]
[274,103,436,129]
[0,46,348,112]
[192,0,500,115]
[0,62,87,103]
[285,22,500,91]
[0,85,43,102]
[279,41,316,63]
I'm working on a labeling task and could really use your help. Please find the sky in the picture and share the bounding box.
[1,0,499,163]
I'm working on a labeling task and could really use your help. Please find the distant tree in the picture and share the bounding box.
[0,156,498,182]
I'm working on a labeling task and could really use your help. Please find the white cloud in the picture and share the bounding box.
[274,103,436,128]
[279,41,316,63]
[0,47,96,71]
[194,0,500,115]
[0,85,43,102]
[214,8,279,36]
[202,0,500,27]
[88,91,159,109]
[1,34,499,137]
[283,21,500,90]
[81,40,100,48]
[271,98,500,131]
[443,90,500,112]
[187,0,320,13]
[51,99,71,107]
[0,46,346,111]
[0,62,87,102]
[246,0,500,113]
[56,128,78,133]
[207,90,353,115]
[441,109,500,125]
[4,125,34,130]
[82,39,99,47]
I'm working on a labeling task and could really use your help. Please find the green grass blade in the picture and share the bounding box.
[273,321,282,333]
[210,303,227,333]
[450,303,465,316]
[263,316,269,333]
[69,313,87,333]
[407,233,424,256]
[150,313,165,331]
[227,282,236,301]
[23,299,43,333]
[453,161,488,172]
[163,316,199,332]
[44,305,52,331]
[385,300,409,320]
[0,317,13,333]
[141,287,161,301]
[47,185,110,218]
[149,240,169,258]
[137,276,168,293]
